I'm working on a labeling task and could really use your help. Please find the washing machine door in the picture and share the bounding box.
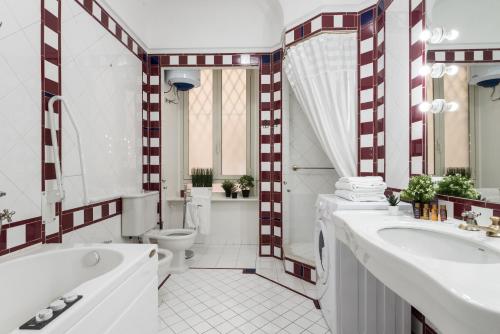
[314,218,329,288]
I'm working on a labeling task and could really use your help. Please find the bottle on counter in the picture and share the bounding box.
[414,203,421,219]
[431,204,438,221]
[422,203,430,220]
[439,205,448,222]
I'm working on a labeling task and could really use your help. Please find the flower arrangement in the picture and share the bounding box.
[436,174,481,200]
[400,175,436,203]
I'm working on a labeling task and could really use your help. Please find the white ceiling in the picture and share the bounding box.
[98,0,374,53]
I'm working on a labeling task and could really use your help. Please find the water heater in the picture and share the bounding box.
[165,69,201,91]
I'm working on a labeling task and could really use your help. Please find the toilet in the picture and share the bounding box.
[121,191,197,274]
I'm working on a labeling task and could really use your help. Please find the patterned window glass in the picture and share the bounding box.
[221,69,247,175]
[188,70,213,171]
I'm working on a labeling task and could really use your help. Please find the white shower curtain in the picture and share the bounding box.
[284,33,358,177]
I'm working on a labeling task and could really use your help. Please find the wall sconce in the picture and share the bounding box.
[419,63,459,78]
[419,99,459,113]
[420,27,459,44]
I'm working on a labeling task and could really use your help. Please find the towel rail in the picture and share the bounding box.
[292,165,335,171]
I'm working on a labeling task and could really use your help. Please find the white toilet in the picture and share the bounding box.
[121,191,197,274]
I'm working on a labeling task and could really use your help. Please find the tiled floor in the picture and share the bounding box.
[158,269,330,334]
[186,245,317,299]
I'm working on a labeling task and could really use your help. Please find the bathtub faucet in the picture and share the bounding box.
[0,208,15,234]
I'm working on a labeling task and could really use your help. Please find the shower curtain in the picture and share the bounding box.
[284,33,358,177]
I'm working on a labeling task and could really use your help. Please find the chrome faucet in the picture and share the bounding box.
[459,210,500,237]
[459,211,481,231]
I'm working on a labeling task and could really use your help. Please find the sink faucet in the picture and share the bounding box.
[459,211,500,237]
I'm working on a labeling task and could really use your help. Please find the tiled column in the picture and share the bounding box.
[259,54,273,256]
[42,0,62,243]
[358,7,378,176]
[375,1,386,178]
[409,0,426,176]
[271,49,283,259]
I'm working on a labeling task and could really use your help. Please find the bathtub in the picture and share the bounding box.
[0,243,158,334]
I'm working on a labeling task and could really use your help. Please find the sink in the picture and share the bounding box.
[378,228,500,264]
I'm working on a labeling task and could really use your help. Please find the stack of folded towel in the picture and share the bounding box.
[334,176,387,202]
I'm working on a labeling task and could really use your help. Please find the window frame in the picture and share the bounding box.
[182,68,258,183]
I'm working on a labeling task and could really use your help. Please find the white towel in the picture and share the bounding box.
[338,176,384,184]
[191,187,212,235]
[185,202,199,229]
[335,181,387,192]
[334,190,387,202]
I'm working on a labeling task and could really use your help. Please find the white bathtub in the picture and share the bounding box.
[0,243,158,334]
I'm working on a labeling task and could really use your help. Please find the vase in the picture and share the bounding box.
[388,206,399,216]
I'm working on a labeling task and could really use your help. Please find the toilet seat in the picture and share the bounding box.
[145,228,196,240]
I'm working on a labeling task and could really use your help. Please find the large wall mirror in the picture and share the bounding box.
[425,0,500,203]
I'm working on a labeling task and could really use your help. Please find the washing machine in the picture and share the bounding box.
[315,195,411,333]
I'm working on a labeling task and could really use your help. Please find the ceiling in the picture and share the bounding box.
[98,0,374,53]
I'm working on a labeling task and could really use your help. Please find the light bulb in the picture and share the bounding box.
[419,64,432,76]
[446,29,459,41]
[446,102,459,112]
[420,29,432,42]
[445,65,459,76]
[419,102,432,113]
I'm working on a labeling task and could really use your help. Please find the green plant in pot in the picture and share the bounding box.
[400,175,436,218]
[238,175,255,198]
[222,180,235,198]
[386,194,400,216]
[191,168,213,187]
[436,174,481,200]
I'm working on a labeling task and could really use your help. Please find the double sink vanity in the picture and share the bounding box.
[332,209,500,334]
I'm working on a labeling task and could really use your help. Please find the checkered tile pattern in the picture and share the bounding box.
[428,49,500,63]
[158,269,329,334]
[375,0,386,178]
[271,49,283,259]
[60,199,122,234]
[42,0,63,243]
[358,6,378,176]
[1,0,144,257]
[284,258,316,284]
[285,13,358,47]
[73,0,145,60]
[409,0,426,176]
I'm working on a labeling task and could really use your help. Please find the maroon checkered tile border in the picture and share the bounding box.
[73,0,146,60]
[428,49,500,63]
[61,198,122,234]
[42,0,63,243]
[284,257,316,284]
[285,13,358,47]
[0,217,43,257]
[358,6,378,176]
[409,0,426,176]
[375,0,386,178]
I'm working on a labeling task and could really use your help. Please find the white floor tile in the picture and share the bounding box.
[158,269,330,334]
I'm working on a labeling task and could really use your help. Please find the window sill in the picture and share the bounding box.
[166,192,258,203]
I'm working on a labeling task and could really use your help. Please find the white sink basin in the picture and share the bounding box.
[378,228,500,264]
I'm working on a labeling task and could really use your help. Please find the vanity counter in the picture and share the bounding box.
[331,210,500,334]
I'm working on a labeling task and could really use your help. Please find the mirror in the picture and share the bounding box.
[426,64,500,202]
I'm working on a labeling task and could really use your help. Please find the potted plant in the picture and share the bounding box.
[191,168,213,199]
[400,175,436,218]
[238,175,255,198]
[222,180,235,198]
[386,194,400,216]
[436,174,481,200]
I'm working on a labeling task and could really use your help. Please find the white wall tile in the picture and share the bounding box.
[7,225,26,249]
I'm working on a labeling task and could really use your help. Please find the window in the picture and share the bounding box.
[182,69,258,182]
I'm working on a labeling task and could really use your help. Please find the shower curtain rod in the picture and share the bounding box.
[282,29,357,60]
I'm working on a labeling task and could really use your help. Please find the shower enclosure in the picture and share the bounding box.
[282,79,339,266]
